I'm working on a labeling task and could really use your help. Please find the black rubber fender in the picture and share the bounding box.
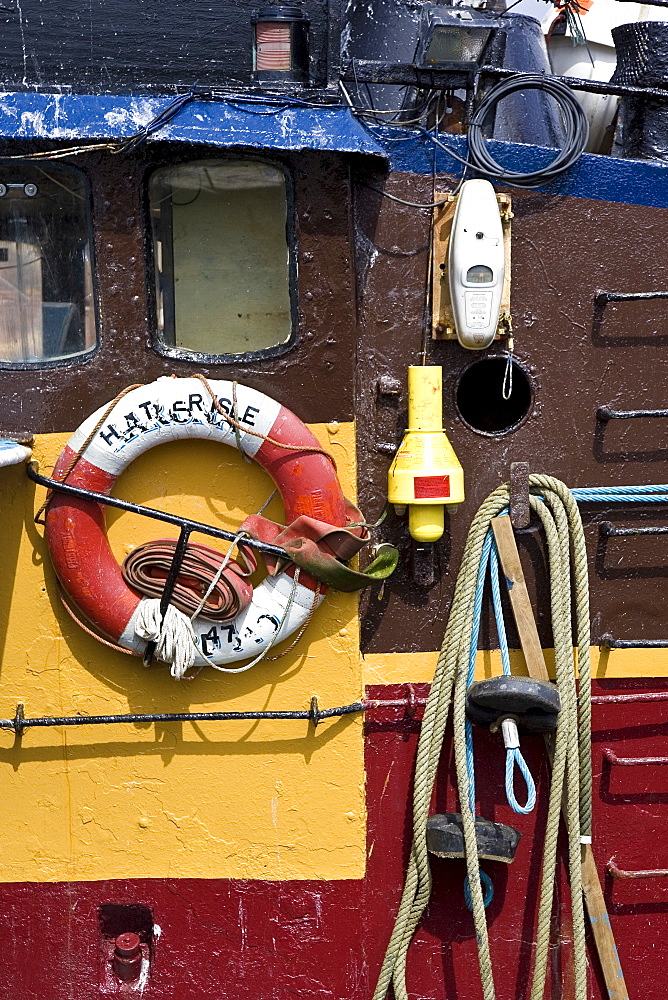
[466,675,561,733]
[426,813,521,864]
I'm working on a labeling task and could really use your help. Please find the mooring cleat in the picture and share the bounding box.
[466,675,561,733]
[426,812,521,864]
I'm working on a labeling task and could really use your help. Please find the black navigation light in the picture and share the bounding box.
[252,6,310,86]
[415,5,499,72]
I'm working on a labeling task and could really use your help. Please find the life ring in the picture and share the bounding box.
[45,376,350,668]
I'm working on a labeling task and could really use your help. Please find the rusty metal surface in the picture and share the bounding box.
[509,461,530,530]
[356,172,668,651]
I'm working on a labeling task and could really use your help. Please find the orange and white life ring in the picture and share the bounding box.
[45,376,351,669]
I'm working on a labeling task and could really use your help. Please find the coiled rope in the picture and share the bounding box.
[372,475,591,1000]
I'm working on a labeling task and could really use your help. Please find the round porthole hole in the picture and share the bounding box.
[455,357,533,435]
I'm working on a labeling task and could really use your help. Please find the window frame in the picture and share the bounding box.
[0,161,99,372]
[145,153,299,365]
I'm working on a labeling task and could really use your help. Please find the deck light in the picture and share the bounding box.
[252,6,310,85]
[414,5,499,72]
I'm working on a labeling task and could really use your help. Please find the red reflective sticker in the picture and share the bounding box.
[414,475,450,499]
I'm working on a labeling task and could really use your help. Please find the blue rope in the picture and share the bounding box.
[464,870,494,912]
[505,747,537,814]
[462,531,494,910]
[489,541,537,815]
[572,486,668,503]
[466,530,494,814]
[461,528,539,910]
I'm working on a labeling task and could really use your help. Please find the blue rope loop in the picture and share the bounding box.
[465,528,539,817]
[505,746,537,815]
[464,870,494,911]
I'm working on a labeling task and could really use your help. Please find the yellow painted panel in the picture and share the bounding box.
[362,645,668,686]
[0,420,365,884]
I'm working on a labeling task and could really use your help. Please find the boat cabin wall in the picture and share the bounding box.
[0,145,357,431]
[0,0,344,94]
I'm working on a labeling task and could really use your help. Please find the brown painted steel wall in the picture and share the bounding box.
[0,146,357,432]
[355,172,668,651]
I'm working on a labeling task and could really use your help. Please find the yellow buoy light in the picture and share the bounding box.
[387,366,465,542]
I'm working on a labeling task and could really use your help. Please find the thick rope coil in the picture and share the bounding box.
[372,476,591,1000]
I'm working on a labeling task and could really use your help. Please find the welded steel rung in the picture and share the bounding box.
[601,635,668,649]
[597,406,668,421]
[604,749,668,766]
[608,862,668,880]
[599,521,668,537]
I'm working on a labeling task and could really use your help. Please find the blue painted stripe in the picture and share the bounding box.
[0,92,386,158]
[374,129,668,210]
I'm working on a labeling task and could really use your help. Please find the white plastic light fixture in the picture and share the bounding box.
[448,178,505,350]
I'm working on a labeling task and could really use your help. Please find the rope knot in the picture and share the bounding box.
[134,599,197,680]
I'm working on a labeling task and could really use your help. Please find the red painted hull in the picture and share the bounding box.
[2,681,666,999]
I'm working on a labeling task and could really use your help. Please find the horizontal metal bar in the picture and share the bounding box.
[608,862,668,880]
[0,696,429,737]
[616,0,668,7]
[604,749,668,766]
[343,61,668,103]
[600,634,668,649]
[592,691,668,704]
[15,689,668,732]
[595,290,668,305]
[597,406,668,421]
[341,59,472,89]
[477,65,668,102]
[599,521,668,537]
[26,464,288,560]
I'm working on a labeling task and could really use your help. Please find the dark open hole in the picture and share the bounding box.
[455,357,532,435]
[99,903,154,945]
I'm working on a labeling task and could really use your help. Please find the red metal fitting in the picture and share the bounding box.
[112,932,143,982]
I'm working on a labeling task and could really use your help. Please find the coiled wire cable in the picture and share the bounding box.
[467,74,589,189]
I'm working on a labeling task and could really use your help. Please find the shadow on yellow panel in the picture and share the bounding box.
[0,422,365,884]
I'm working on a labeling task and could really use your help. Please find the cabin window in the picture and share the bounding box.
[0,164,96,367]
[149,159,294,359]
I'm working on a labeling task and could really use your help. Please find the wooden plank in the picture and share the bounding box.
[581,844,630,1000]
[491,513,630,1000]
[491,515,549,682]
[430,193,457,340]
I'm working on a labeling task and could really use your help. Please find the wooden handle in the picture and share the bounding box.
[491,514,630,1000]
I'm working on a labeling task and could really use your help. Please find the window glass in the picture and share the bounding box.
[149,160,293,357]
[0,164,96,365]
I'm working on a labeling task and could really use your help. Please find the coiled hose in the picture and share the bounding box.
[468,75,590,189]
[372,476,591,1000]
